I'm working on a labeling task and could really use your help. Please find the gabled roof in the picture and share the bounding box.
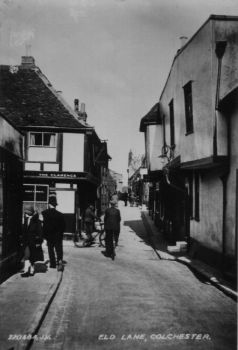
[0,63,92,131]
[94,141,111,164]
[159,15,238,102]
[139,102,162,132]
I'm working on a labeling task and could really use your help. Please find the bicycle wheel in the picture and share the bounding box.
[99,230,106,247]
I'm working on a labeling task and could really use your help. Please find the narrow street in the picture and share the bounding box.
[32,203,236,350]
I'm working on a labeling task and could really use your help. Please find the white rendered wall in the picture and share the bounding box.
[28,147,57,162]
[148,125,164,171]
[62,133,84,172]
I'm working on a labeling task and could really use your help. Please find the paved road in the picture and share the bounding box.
[32,203,237,350]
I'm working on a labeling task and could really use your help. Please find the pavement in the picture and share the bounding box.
[0,243,63,350]
[0,205,237,350]
[141,208,238,302]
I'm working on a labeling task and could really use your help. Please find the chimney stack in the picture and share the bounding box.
[179,36,188,48]
[74,99,79,112]
[74,100,87,122]
[21,56,35,69]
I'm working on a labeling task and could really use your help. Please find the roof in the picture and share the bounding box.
[94,141,112,164]
[139,102,162,132]
[0,64,92,131]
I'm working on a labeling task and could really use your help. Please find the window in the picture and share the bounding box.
[183,81,193,134]
[194,173,200,221]
[186,172,199,221]
[23,185,48,203]
[169,99,175,147]
[29,132,56,147]
[187,174,193,219]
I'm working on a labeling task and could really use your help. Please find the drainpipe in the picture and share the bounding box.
[214,40,230,270]
[220,117,231,271]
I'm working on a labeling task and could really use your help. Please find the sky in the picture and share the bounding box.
[0,0,237,183]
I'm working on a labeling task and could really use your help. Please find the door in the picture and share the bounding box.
[55,189,76,233]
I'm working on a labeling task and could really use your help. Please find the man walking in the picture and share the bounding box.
[103,200,121,260]
[42,196,65,271]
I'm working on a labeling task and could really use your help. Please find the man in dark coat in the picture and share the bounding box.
[103,200,121,260]
[22,206,43,276]
[42,196,65,271]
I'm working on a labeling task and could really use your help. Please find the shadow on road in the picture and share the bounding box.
[124,219,211,285]
[124,219,153,248]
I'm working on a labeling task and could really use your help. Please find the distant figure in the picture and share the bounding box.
[124,192,128,206]
[84,205,96,241]
[102,200,121,260]
[21,206,43,276]
[111,191,118,207]
[42,196,65,271]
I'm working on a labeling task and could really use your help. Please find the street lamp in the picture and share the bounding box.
[158,144,175,163]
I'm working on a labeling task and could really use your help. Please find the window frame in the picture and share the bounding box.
[23,184,49,204]
[29,132,57,148]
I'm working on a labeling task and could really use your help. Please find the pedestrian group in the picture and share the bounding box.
[21,191,123,276]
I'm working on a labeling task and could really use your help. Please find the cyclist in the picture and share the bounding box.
[84,205,96,241]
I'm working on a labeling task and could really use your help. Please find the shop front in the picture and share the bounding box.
[23,170,99,235]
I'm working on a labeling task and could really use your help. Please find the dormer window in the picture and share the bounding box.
[29,132,56,147]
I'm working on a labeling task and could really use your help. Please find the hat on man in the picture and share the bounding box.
[25,206,35,216]
[49,196,58,207]
[110,199,117,206]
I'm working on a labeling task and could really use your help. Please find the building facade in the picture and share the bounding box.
[0,57,110,235]
[0,113,23,280]
[140,15,238,272]
[109,169,123,193]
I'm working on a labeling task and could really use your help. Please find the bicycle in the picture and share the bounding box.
[74,220,106,248]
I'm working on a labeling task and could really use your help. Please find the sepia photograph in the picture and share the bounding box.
[0,0,237,349]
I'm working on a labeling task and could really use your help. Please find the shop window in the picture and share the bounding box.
[29,132,56,147]
[23,184,49,206]
[183,81,194,134]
